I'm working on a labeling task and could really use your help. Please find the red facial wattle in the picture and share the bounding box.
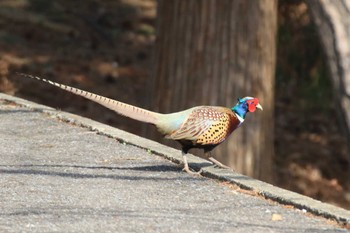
[247,98,259,112]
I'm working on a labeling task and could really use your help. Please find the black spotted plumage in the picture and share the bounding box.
[165,107,241,152]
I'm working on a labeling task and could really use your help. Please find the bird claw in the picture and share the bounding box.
[182,166,203,176]
[181,153,202,176]
[208,157,232,170]
[183,170,202,176]
[213,164,232,170]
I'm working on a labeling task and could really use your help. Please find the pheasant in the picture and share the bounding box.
[17,73,263,175]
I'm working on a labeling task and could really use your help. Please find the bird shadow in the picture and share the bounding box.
[0,163,205,181]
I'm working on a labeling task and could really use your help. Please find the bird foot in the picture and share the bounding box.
[208,157,232,170]
[182,166,203,176]
[213,164,232,170]
[181,154,202,176]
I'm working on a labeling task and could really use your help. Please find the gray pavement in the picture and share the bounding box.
[0,93,349,233]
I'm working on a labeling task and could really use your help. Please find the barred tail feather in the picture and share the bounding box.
[19,73,160,124]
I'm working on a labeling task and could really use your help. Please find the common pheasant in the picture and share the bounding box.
[17,73,263,175]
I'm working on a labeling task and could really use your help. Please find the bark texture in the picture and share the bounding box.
[152,0,277,181]
[306,0,350,142]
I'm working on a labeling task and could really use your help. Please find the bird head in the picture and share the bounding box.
[231,97,263,119]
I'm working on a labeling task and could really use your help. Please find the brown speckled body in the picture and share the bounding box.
[163,106,241,153]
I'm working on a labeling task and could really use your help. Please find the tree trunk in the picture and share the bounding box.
[306,0,350,143]
[151,0,277,182]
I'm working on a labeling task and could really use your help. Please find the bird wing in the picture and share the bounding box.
[166,107,234,145]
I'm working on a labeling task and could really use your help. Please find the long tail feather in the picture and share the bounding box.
[18,73,160,124]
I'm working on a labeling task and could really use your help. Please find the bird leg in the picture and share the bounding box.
[182,151,202,175]
[208,157,232,169]
[206,152,232,170]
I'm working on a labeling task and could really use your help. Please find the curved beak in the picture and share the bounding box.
[256,103,263,111]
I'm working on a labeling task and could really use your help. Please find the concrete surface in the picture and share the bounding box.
[0,93,349,232]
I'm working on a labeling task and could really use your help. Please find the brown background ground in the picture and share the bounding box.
[0,0,349,210]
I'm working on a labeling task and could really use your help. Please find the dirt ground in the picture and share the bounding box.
[0,1,349,210]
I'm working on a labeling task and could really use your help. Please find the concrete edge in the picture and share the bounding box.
[1,93,349,226]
